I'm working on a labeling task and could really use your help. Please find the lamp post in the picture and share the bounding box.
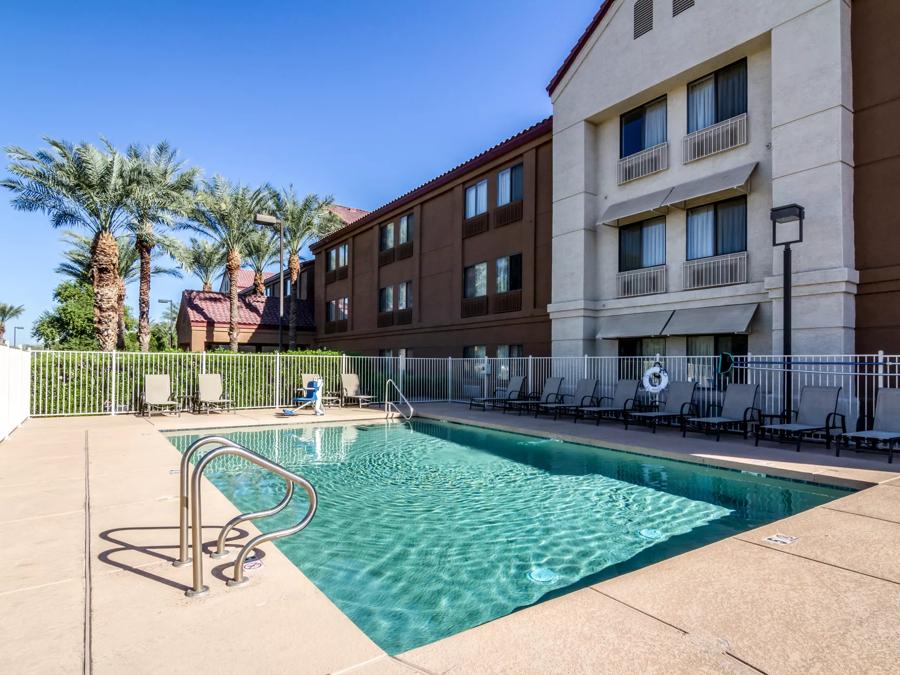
[12,326,23,348]
[771,204,804,419]
[254,213,284,352]
[158,299,175,349]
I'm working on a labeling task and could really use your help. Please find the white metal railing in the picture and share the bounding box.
[616,265,667,297]
[682,113,748,163]
[617,142,668,184]
[384,378,414,420]
[0,346,30,440]
[683,251,748,290]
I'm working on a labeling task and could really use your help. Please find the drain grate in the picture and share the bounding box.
[765,533,798,545]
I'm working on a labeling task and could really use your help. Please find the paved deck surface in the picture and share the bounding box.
[2,403,900,674]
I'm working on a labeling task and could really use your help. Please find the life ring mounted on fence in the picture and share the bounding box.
[642,362,669,394]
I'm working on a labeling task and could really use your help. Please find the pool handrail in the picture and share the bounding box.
[384,378,414,420]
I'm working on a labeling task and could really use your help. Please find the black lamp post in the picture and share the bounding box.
[254,213,284,352]
[771,204,804,419]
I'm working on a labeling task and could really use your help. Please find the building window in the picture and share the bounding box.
[495,253,522,293]
[379,222,395,251]
[686,197,747,260]
[688,59,747,133]
[463,345,486,359]
[326,297,349,321]
[497,164,524,206]
[620,97,667,158]
[463,262,487,298]
[619,337,666,358]
[619,218,666,272]
[497,344,524,359]
[397,281,412,310]
[326,243,348,271]
[398,214,413,244]
[378,286,394,313]
[465,180,488,218]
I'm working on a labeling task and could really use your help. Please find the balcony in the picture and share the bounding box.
[616,265,667,298]
[617,143,669,184]
[682,113,748,163]
[378,248,395,267]
[395,241,413,260]
[463,213,489,239]
[377,311,394,328]
[461,295,489,318]
[683,251,748,290]
[493,200,524,228]
[491,289,522,313]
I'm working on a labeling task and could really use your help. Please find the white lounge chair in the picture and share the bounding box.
[197,374,231,414]
[142,374,179,417]
[342,373,375,408]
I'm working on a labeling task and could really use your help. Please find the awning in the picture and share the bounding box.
[599,188,672,226]
[596,310,674,339]
[661,162,757,209]
[662,303,758,336]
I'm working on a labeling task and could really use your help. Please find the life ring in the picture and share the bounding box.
[642,362,669,394]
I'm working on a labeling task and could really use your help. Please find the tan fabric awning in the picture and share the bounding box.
[596,310,674,339]
[662,303,758,336]
[661,162,757,208]
[599,188,672,226]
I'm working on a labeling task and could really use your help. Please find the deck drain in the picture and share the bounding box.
[765,533,798,545]
[528,567,559,584]
[639,528,663,540]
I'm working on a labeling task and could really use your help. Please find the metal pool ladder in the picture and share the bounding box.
[173,436,317,598]
[383,378,414,421]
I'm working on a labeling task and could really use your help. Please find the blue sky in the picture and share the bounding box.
[0,0,597,342]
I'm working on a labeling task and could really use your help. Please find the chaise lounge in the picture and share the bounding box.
[341,373,375,408]
[682,383,759,441]
[197,374,232,414]
[535,378,598,420]
[504,377,564,416]
[470,375,526,411]
[838,388,900,463]
[755,385,845,451]
[625,381,697,433]
[575,379,639,425]
[142,374,179,417]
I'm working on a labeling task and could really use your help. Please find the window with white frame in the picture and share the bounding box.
[497,164,524,206]
[688,59,747,133]
[619,218,666,271]
[686,197,747,260]
[465,180,488,218]
[620,97,667,158]
[463,262,487,298]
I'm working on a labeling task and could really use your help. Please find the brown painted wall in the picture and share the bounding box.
[854,0,900,353]
[314,130,553,357]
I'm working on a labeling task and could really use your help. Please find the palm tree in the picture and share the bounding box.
[269,187,345,348]
[0,303,24,346]
[242,228,279,295]
[178,238,225,291]
[124,142,198,352]
[3,139,130,351]
[185,176,270,351]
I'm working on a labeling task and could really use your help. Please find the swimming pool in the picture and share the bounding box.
[166,419,850,654]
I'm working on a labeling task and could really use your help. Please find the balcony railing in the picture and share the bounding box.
[378,248,395,267]
[682,113,748,163]
[395,241,413,260]
[616,265,667,298]
[493,200,524,228]
[461,295,489,318]
[683,251,748,290]
[617,142,668,184]
[463,213,489,239]
[491,289,522,313]
[377,311,394,328]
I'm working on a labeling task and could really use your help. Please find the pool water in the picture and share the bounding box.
[166,419,849,654]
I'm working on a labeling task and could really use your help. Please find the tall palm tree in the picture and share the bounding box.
[185,176,270,351]
[124,142,198,352]
[269,187,344,348]
[0,303,24,346]
[242,228,279,295]
[3,139,130,351]
[178,238,225,291]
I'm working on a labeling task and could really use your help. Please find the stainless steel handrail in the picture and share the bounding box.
[383,378,414,420]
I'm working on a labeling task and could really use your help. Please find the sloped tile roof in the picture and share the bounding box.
[180,290,314,330]
[328,204,369,224]
[547,1,613,96]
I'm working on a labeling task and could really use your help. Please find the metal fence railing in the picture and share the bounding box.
[1,346,30,439]
[26,350,900,426]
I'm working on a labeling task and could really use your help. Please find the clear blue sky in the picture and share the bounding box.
[0,0,597,342]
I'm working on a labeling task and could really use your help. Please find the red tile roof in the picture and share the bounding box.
[229,269,273,292]
[180,290,314,330]
[312,116,553,251]
[546,1,613,96]
[328,204,369,224]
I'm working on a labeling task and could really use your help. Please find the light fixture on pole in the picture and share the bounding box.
[13,326,23,348]
[158,299,176,349]
[254,213,284,352]
[771,203,804,420]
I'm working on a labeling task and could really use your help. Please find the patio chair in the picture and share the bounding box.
[504,377,564,416]
[682,383,759,442]
[196,374,232,414]
[575,379,640,425]
[142,374,179,417]
[341,373,375,408]
[469,375,526,411]
[755,385,844,451]
[535,378,598,420]
[838,388,900,463]
[625,381,697,433]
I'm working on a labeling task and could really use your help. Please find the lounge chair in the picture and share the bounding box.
[625,381,697,433]
[682,383,759,441]
[755,385,845,451]
[535,378,598,420]
[575,379,640,425]
[197,374,232,414]
[838,388,900,463]
[289,378,324,416]
[142,374,179,417]
[341,373,375,408]
[470,375,526,411]
[504,377,564,416]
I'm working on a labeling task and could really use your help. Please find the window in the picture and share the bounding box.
[465,180,488,218]
[497,164,524,206]
[619,218,666,271]
[398,214,413,244]
[397,281,412,310]
[379,348,408,358]
[688,59,747,133]
[634,0,653,38]
[378,286,393,313]
[463,345,486,359]
[620,98,667,158]
[497,344,524,359]
[495,254,522,293]
[326,297,349,321]
[686,197,747,260]
[379,223,395,251]
[326,244,348,271]
[463,262,487,298]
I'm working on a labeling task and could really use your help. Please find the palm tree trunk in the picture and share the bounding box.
[0,323,6,346]
[116,278,127,350]
[202,281,212,292]
[226,249,241,352]
[92,231,120,352]
[254,272,265,295]
[288,253,300,349]
[137,239,153,352]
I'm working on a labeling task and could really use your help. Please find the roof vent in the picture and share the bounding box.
[673,0,694,17]
[634,0,653,39]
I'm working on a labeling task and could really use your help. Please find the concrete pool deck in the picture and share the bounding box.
[1,404,900,673]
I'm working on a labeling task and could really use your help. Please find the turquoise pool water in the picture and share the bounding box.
[166,419,849,654]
